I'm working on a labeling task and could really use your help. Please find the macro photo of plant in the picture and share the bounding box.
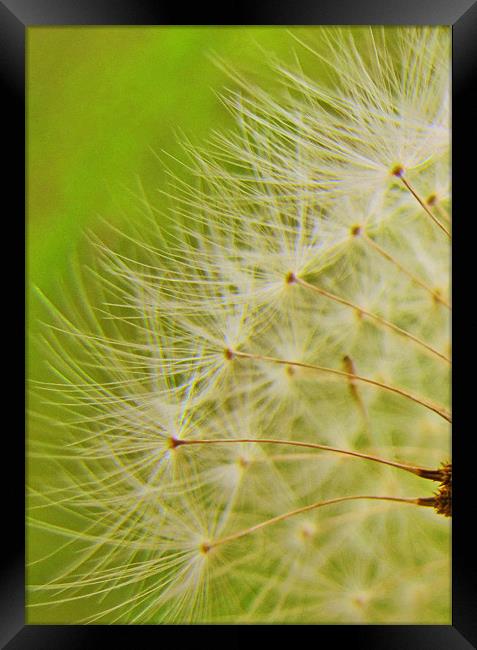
[27,26,451,624]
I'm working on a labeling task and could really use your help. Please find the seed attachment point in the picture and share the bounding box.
[285,271,297,285]
[167,436,184,450]
[224,347,235,361]
[391,164,405,178]
[200,541,211,555]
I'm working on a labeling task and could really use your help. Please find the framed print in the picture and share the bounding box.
[2,0,476,646]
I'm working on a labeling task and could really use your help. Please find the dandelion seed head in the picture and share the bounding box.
[29,26,451,624]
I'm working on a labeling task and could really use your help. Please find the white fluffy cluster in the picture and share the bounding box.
[29,27,451,623]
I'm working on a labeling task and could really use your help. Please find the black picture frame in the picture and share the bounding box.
[4,0,476,647]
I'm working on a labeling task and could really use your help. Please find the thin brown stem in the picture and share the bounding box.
[295,277,450,364]
[206,495,424,551]
[399,176,451,238]
[232,350,451,422]
[362,234,450,309]
[176,436,444,480]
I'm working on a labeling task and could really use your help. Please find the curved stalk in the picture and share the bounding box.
[362,234,450,309]
[175,436,444,480]
[204,495,425,551]
[294,277,450,363]
[231,350,451,422]
[394,171,450,238]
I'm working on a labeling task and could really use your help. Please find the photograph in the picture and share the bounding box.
[26,25,451,625]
